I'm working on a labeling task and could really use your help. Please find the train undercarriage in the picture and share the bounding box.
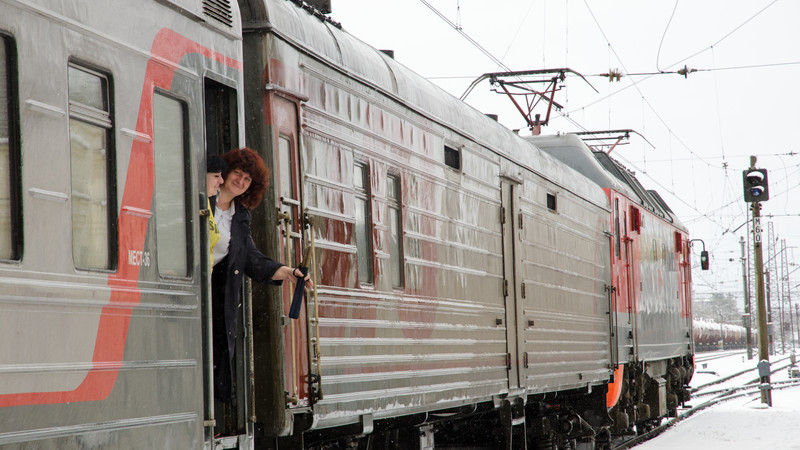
[258,356,694,450]
[608,356,694,437]
[261,386,610,450]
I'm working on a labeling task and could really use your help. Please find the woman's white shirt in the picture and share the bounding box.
[213,201,235,266]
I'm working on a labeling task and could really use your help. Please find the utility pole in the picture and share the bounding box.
[796,303,800,349]
[780,240,795,351]
[765,270,774,355]
[767,222,782,353]
[751,201,772,405]
[743,156,771,406]
[741,237,753,360]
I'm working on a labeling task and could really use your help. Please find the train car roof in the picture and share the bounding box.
[250,0,610,209]
[525,134,640,200]
[528,134,687,232]
[592,151,686,231]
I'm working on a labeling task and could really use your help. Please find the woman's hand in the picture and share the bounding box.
[272,265,313,290]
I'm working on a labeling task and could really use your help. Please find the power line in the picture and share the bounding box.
[662,0,780,71]
[418,0,512,73]
[655,0,680,73]
[577,1,718,171]
[624,151,799,163]
[419,0,592,135]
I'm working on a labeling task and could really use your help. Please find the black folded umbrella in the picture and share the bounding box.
[288,265,308,319]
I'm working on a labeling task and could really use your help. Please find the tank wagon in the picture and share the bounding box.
[0,0,695,448]
[693,319,747,351]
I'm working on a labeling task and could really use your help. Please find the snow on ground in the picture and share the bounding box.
[636,349,800,450]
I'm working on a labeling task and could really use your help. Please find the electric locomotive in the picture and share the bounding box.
[530,134,695,432]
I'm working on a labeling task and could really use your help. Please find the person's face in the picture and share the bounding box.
[223,168,252,198]
[206,172,223,197]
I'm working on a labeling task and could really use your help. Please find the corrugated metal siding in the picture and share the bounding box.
[518,183,612,390]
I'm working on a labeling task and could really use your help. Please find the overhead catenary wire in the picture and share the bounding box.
[655,0,680,73]
[420,0,734,234]
[577,0,718,171]
[419,0,594,134]
[575,0,785,177]
[572,0,800,249]
[418,0,512,73]
[711,46,727,164]
[418,0,795,266]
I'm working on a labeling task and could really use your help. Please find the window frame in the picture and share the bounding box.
[387,172,404,289]
[614,198,621,259]
[546,192,557,212]
[630,205,641,233]
[203,76,238,159]
[353,161,374,285]
[67,61,118,271]
[152,89,193,279]
[0,34,22,262]
[444,144,461,171]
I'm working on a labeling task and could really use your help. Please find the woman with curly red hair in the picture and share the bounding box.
[210,147,311,409]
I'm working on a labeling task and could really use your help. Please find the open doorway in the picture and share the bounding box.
[202,76,245,439]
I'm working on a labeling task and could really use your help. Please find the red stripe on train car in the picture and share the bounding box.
[0,28,241,408]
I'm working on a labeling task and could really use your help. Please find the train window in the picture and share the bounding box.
[0,36,21,261]
[614,199,621,258]
[68,64,116,270]
[630,206,641,233]
[153,93,190,277]
[354,162,373,284]
[387,174,403,288]
[546,192,557,211]
[444,145,460,171]
[204,78,238,158]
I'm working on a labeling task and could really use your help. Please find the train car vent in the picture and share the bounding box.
[203,0,233,27]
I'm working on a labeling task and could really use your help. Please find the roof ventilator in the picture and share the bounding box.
[202,0,233,27]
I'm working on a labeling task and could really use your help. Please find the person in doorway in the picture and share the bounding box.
[206,154,226,269]
[211,147,312,408]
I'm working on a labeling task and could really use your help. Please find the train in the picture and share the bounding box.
[693,319,747,352]
[0,0,694,449]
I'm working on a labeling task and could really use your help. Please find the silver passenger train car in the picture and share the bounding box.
[0,0,244,447]
[0,0,693,448]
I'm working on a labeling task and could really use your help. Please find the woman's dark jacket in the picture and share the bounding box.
[210,196,283,362]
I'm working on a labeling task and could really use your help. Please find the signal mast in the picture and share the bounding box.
[743,156,771,406]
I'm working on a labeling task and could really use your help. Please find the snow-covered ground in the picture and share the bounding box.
[635,349,800,449]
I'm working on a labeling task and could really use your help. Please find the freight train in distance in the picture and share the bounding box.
[693,319,747,352]
[0,0,695,448]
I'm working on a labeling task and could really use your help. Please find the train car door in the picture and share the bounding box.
[681,237,693,345]
[624,205,639,360]
[613,195,635,362]
[500,179,523,389]
[270,94,311,410]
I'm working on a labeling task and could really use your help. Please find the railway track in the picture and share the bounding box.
[693,349,746,364]
[691,354,792,396]
[611,354,799,449]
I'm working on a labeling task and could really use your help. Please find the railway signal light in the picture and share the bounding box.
[700,251,709,270]
[742,168,769,202]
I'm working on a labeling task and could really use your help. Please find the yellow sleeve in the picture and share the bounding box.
[208,198,220,270]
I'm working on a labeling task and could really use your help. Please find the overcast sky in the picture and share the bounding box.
[329,0,800,314]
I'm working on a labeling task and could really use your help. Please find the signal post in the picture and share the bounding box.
[743,156,771,406]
